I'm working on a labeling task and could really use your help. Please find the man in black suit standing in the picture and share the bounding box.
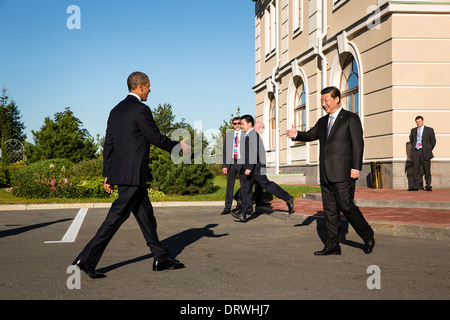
[221,117,246,215]
[232,115,294,222]
[73,72,189,277]
[287,86,374,255]
[409,116,436,191]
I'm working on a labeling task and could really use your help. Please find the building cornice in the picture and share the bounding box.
[252,1,450,93]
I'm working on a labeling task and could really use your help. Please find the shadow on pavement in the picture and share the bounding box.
[0,218,72,239]
[98,223,228,274]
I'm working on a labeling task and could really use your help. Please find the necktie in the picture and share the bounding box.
[233,132,239,160]
[416,127,422,149]
[327,115,334,136]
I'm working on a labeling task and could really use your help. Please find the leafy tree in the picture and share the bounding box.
[25,107,97,163]
[149,103,214,195]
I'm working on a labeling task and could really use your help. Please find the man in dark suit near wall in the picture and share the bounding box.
[409,115,436,191]
[73,72,189,278]
[287,86,374,255]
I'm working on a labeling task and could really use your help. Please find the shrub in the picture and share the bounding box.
[77,177,110,198]
[10,159,78,198]
[70,157,103,179]
[0,161,26,186]
[150,150,215,195]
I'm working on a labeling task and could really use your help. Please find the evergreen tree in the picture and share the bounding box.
[0,86,27,143]
[25,107,97,163]
[148,103,214,195]
[0,86,27,165]
[152,103,176,135]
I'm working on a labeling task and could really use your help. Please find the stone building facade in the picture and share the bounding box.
[251,0,450,188]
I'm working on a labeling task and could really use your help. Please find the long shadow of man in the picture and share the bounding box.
[98,224,228,273]
[295,212,365,251]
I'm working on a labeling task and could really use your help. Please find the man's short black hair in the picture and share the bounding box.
[127,71,149,91]
[321,86,341,104]
[240,114,254,126]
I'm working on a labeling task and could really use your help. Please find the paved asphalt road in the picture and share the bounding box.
[1,205,449,305]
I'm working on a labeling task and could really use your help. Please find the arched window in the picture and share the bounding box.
[293,77,306,144]
[340,55,359,115]
[269,96,276,150]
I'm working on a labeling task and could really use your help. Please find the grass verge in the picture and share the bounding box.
[0,176,321,205]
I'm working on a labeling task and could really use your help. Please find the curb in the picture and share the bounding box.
[0,201,225,211]
[302,193,450,210]
[265,209,450,241]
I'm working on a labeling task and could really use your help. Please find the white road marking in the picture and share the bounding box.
[45,208,88,243]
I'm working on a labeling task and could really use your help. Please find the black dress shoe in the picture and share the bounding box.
[314,247,341,256]
[231,211,247,222]
[220,209,231,215]
[425,186,432,191]
[152,258,185,271]
[286,196,295,214]
[73,259,106,279]
[408,188,419,191]
[363,238,375,254]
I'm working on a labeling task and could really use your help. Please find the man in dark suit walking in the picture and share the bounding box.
[73,72,189,278]
[287,86,374,255]
[232,115,294,222]
[409,116,436,191]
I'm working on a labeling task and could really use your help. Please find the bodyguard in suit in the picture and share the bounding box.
[73,72,189,278]
[221,117,246,215]
[409,116,436,191]
[232,115,294,222]
[287,86,375,255]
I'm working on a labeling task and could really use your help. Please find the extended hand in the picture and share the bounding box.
[245,169,251,176]
[180,138,191,154]
[286,124,297,139]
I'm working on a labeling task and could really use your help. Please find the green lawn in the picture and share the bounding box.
[0,176,321,205]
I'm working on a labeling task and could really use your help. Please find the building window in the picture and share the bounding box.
[292,0,303,35]
[293,77,306,144]
[269,97,276,150]
[265,1,276,57]
[333,0,350,10]
[340,55,359,115]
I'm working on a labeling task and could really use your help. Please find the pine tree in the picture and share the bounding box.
[0,87,27,165]
[25,107,97,163]
[0,86,27,144]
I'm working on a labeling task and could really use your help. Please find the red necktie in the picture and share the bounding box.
[234,133,239,160]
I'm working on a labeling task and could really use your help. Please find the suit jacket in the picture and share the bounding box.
[243,129,266,175]
[103,95,179,186]
[292,108,364,183]
[409,126,436,161]
[222,129,245,169]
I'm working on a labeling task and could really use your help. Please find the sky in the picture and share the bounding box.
[0,0,256,143]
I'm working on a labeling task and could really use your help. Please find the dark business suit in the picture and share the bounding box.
[74,94,179,271]
[292,108,373,249]
[222,129,246,211]
[240,129,291,214]
[409,126,436,189]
